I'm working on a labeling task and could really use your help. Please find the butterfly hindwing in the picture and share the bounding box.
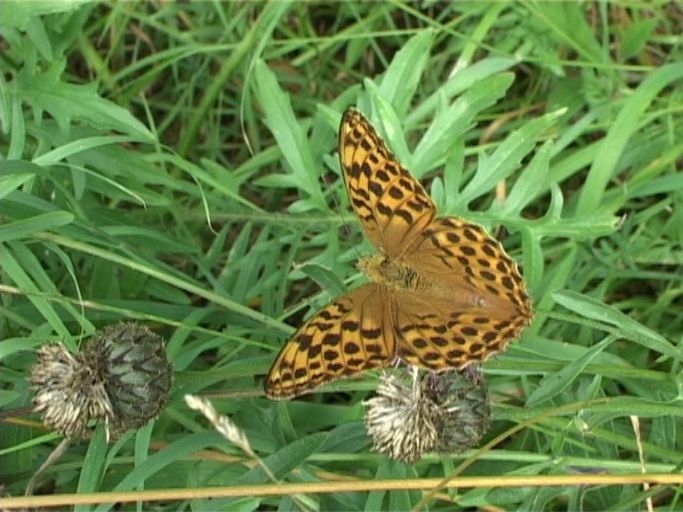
[265,284,397,399]
[390,216,532,370]
[392,290,531,371]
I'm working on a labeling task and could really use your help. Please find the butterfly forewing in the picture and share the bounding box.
[265,284,397,399]
[339,109,436,257]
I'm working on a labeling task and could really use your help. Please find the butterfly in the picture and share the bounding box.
[264,108,533,399]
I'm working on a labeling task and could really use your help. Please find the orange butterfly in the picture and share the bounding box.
[265,108,532,399]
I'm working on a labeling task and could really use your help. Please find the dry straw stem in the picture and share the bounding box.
[630,415,653,512]
[3,473,681,510]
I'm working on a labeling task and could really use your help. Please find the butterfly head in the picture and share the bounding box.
[357,254,386,283]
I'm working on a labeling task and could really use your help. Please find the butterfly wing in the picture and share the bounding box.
[339,108,436,258]
[395,216,532,369]
[393,290,531,370]
[265,284,397,399]
[409,217,532,316]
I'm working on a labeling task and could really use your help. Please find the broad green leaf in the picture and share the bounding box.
[554,290,683,362]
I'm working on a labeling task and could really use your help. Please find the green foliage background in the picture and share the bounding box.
[1,1,682,509]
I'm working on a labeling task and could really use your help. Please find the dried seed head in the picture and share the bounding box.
[363,367,491,463]
[363,369,439,463]
[30,323,172,441]
[31,344,112,439]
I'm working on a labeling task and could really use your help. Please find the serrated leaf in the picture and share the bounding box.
[456,109,565,208]
[253,59,326,211]
[412,73,513,178]
[15,60,153,141]
[499,140,552,216]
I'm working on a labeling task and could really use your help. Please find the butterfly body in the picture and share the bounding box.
[357,254,418,291]
[264,108,533,399]
[358,253,482,306]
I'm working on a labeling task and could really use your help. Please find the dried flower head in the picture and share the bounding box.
[30,323,172,441]
[363,367,491,463]
[363,368,439,463]
[30,344,112,439]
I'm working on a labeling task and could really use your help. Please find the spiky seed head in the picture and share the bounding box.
[363,370,439,463]
[30,323,172,441]
[363,367,491,463]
